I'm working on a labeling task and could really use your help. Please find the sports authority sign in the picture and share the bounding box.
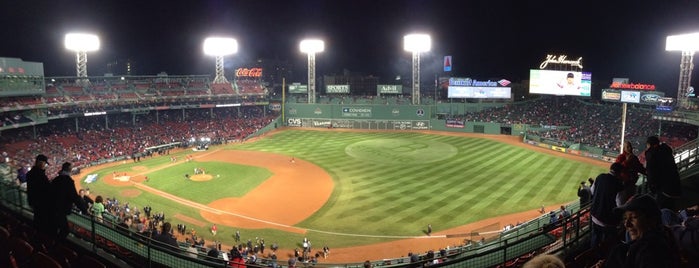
[539,55,583,69]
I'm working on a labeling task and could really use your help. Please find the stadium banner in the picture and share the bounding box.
[601,89,621,102]
[326,84,350,94]
[448,86,511,98]
[447,78,512,99]
[288,83,308,93]
[551,146,566,153]
[529,69,591,97]
[269,102,281,111]
[342,107,372,118]
[620,91,640,103]
[445,119,465,128]
[640,92,664,105]
[287,118,302,127]
[235,67,262,78]
[377,85,402,94]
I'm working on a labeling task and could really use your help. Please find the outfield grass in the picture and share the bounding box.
[84,130,606,248]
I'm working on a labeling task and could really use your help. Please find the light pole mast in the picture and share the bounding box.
[300,39,324,104]
[404,34,431,105]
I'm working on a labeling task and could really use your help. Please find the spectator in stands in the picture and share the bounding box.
[92,195,105,222]
[118,216,134,233]
[521,254,565,268]
[16,165,28,188]
[229,249,246,268]
[153,222,179,248]
[50,162,88,240]
[79,188,94,209]
[26,154,52,235]
[600,194,680,267]
[578,181,592,206]
[645,136,682,210]
[590,163,624,257]
[662,204,699,267]
[615,141,645,206]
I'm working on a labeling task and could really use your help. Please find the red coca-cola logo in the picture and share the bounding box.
[235,68,263,77]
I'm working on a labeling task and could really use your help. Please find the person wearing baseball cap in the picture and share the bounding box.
[600,195,680,267]
[36,154,50,165]
[26,154,52,234]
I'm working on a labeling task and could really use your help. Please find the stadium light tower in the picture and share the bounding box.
[666,32,699,109]
[404,34,431,105]
[300,39,324,104]
[204,37,238,84]
[64,33,100,85]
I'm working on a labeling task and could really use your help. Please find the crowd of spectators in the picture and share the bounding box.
[0,106,277,175]
[455,96,697,153]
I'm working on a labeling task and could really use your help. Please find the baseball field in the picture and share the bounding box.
[75,128,608,262]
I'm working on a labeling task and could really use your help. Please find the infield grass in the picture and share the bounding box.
[84,129,606,248]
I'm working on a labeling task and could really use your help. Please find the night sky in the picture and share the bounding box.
[2,0,699,96]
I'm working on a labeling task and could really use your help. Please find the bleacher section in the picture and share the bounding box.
[211,82,235,95]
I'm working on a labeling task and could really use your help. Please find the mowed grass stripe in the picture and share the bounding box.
[228,130,605,235]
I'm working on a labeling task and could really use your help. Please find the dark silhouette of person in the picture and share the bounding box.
[26,154,52,235]
[51,162,88,240]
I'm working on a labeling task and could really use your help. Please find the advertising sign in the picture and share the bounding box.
[444,56,452,72]
[342,107,372,117]
[377,85,402,94]
[602,89,621,101]
[448,86,511,98]
[620,91,641,103]
[640,92,664,105]
[445,119,464,128]
[326,84,350,94]
[235,68,263,77]
[529,69,591,96]
[288,83,308,93]
[447,78,512,98]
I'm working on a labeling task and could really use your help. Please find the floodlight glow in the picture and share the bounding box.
[403,34,431,53]
[666,33,699,52]
[300,39,324,54]
[203,37,238,56]
[65,33,100,52]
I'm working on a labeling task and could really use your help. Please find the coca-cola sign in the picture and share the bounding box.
[235,68,263,77]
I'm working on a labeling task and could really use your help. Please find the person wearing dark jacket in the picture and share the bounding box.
[51,162,88,240]
[26,154,52,235]
[600,194,681,268]
[590,162,624,257]
[644,136,682,210]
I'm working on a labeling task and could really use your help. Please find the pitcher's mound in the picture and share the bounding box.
[190,174,213,181]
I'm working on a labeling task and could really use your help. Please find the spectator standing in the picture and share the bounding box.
[615,141,645,206]
[26,154,52,234]
[79,189,94,209]
[92,195,106,222]
[578,181,592,206]
[590,163,624,257]
[50,162,88,240]
[644,136,682,210]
